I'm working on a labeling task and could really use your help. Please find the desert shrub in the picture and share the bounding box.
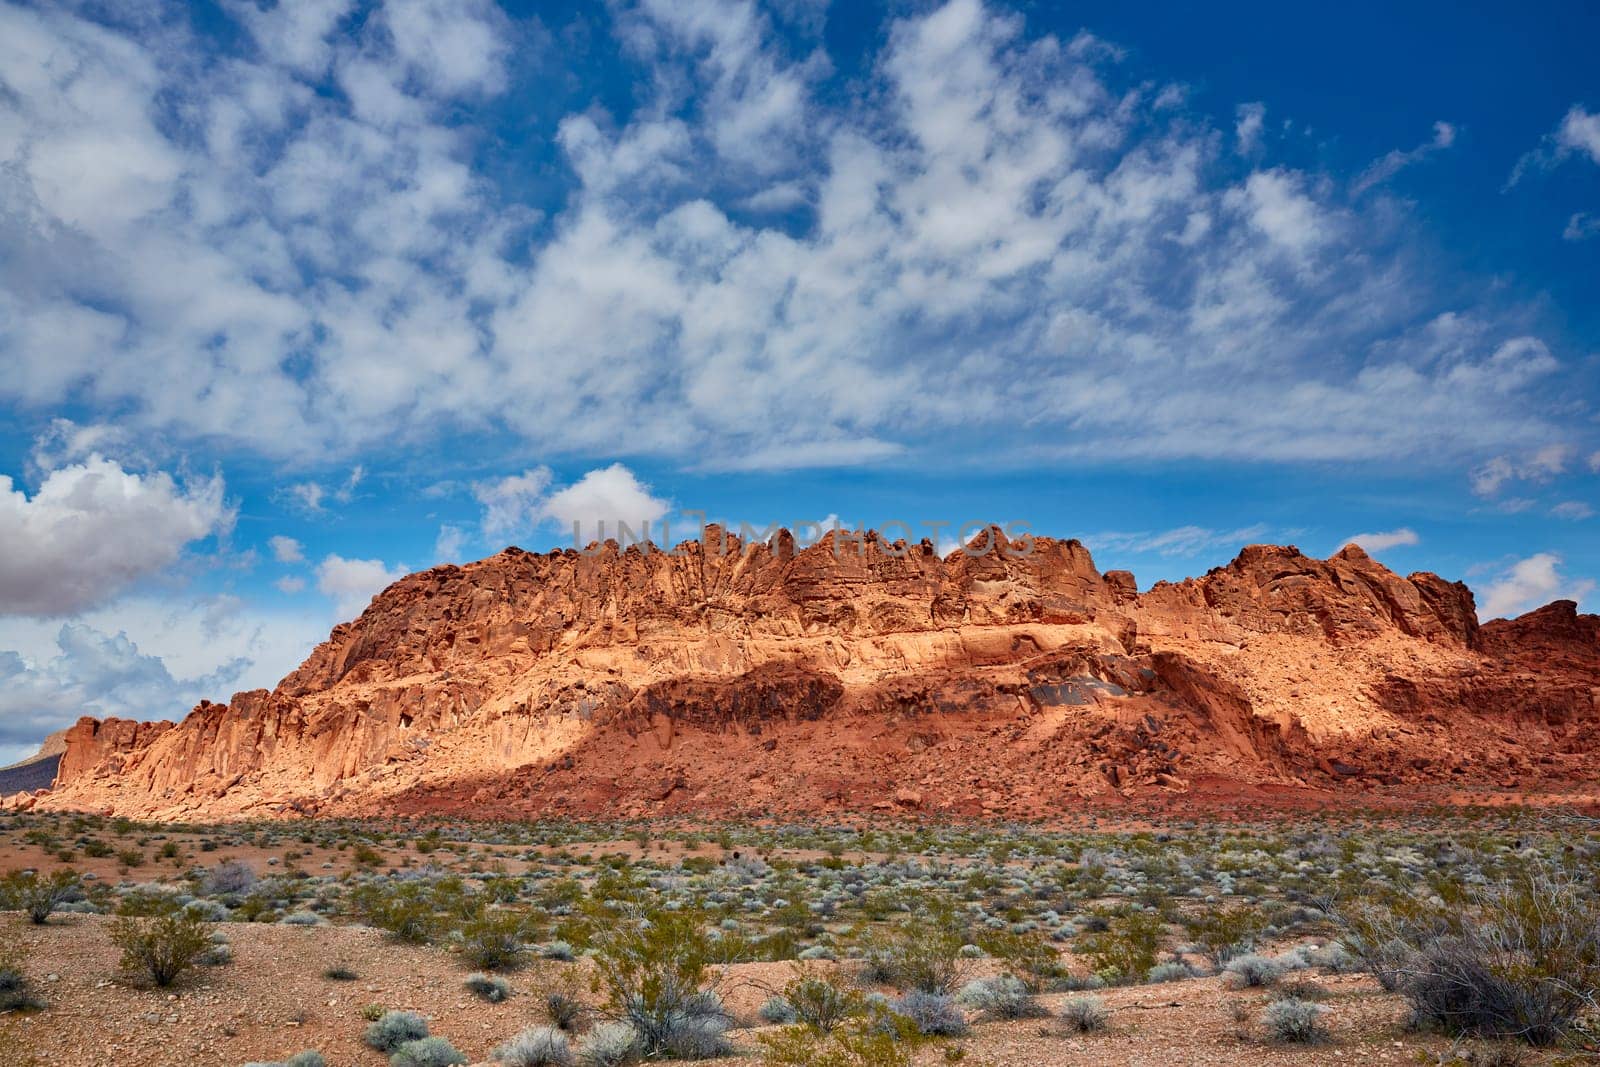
[758,1011,914,1067]
[1185,903,1266,966]
[1145,962,1192,984]
[241,1053,326,1067]
[542,941,576,962]
[1262,998,1331,1044]
[1336,864,1600,1045]
[390,1036,468,1067]
[1078,910,1165,983]
[1304,942,1357,974]
[1223,954,1282,989]
[782,971,866,1032]
[577,1022,640,1067]
[658,1012,734,1059]
[956,975,1043,1020]
[865,907,970,995]
[0,869,79,925]
[279,911,321,926]
[110,910,212,987]
[975,929,1059,990]
[494,1026,574,1067]
[350,882,448,945]
[887,992,966,1037]
[202,861,257,897]
[324,963,359,981]
[544,989,586,1030]
[1059,995,1108,1033]
[588,908,730,1058]
[364,1010,430,1052]
[761,995,798,1024]
[0,948,44,1012]
[460,909,532,971]
[466,973,512,1002]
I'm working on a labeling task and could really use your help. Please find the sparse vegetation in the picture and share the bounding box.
[110,909,212,987]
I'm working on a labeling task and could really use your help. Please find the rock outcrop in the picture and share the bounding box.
[28,529,1600,819]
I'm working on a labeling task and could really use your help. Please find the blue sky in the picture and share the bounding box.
[1,0,1597,761]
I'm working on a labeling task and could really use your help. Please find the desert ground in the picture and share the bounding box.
[2,808,1597,1067]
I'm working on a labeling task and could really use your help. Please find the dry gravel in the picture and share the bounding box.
[2,913,1537,1067]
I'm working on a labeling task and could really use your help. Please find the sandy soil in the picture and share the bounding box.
[1,913,1535,1067]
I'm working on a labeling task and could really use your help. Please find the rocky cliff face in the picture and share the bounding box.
[17,529,1599,819]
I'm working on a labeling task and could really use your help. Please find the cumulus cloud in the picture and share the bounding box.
[315,554,407,619]
[1479,553,1596,619]
[0,456,230,616]
[1085,523,1269,558]
[541,464,673,543]
[469,463,671,544]
[1342,527,1420,553]
[1352,121,1456,195]
[0,623,248,762]
[434,523,469,562]
[1551,501,1594,520]
[0,0,1585,477]
[473,468,554,538]
[269,535,305,563]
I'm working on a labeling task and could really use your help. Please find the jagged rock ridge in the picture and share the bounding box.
[15,528,1599,819]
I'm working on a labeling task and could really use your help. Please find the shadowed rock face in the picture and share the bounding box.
[16,528,1598,820]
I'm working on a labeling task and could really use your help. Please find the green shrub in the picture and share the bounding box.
[460,909,532,971]
[1079,911,1165,983]
[241,1053,326,1067]
[588,908,730,1058]
[0,870,79,924]
[757,1013,913,1066]
[1185,903,1266,966]
[110,910,212,987]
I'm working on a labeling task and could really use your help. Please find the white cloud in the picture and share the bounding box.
[473,468,553,538]
[541,464,672,544]
[1551,501,1594,520]
[1235,102,1265,153]
[281,467,365,514]
[1564,212,1600,241]
[1479,553,1596,619]
[1085,523,1269,558]
[315,554,407,619]
[1509,104,1600,186]
[1352,121,1455,195]
[0,0,1584,477]
[1590,451,1600,473]
[1470,444,1574,497]
[268,535,305,563]
[275,575,308,593]
[1342,527,1420,553]
[0,623,247,761]
[0,456,230,616]
[434,523,469,562]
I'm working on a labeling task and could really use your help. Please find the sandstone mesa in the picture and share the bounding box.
[11,527,1599,819]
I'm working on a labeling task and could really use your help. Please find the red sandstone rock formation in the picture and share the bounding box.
[26,529,1599,819]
